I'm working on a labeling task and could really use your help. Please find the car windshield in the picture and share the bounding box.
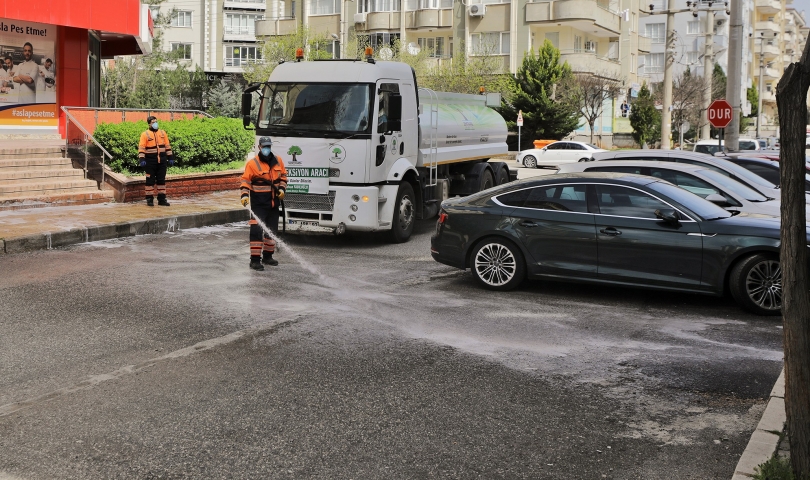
[739,140,757,150]
[695,144,723,155]
[696,169,770,202]
[708,157,778,189]
[258,82,373,136]
[646,181,732,220]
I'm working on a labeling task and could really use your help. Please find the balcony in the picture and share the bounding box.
[755,0,781,14]
[255,17,297,37]
[404,8,452,29]
[560,51,622,77]
[637,34,652,53]
[761,89,776,103]
[223,25,257,41]
[224,0,266,10]
[756,20,780,36]
[763,67,781,80]
[757,42,781,60]
[224,58,264,72]
[355,11,402,30]
[526,0,621,36]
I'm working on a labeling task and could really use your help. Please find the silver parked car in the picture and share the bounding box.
[589,150,796,202]
[558,160,810,220]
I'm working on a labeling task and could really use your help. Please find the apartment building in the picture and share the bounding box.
[753,3,808,136]
[156,0,267,74]
[256,0,652,145]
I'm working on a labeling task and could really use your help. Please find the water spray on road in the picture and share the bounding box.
[247,207,340,288]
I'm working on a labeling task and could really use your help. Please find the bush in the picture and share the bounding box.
[94,117,254,174]
[753,456,795,480]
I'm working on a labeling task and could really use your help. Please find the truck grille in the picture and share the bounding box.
[284,191,336,211]
[329,168,340,177]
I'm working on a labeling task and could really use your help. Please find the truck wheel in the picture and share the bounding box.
[729,253,782,316]
[388,182,415,243]
[495,166,509,185]
[470,237,526,291]
[479,170,494,192]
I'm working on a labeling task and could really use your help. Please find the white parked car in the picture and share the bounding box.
[517,141,607,168]
[693,138,760,155]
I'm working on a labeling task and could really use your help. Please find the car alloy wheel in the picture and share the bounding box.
[474,242,517,287]
[523,155,537,168]
[745,259,782,311]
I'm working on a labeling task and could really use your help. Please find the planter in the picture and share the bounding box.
[103,167,244,203]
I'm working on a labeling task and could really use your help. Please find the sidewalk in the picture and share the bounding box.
[0,191,248,255]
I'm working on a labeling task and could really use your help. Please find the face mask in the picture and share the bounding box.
[261,147,272,157]
[150,122,158,130]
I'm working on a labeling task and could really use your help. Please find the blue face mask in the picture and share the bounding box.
[150,122,158,130]
[261,147,272,157]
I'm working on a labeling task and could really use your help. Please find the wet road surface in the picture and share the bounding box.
[0,220,783,479]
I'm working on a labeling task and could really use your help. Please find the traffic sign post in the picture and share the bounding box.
[517,111,523,151]
[707,99,733,152]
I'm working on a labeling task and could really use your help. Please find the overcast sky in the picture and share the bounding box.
[788,1,809,21]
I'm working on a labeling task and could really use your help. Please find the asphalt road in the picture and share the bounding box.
[0,212,783,479]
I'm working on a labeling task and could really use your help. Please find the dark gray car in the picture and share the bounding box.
[431,172,805,315]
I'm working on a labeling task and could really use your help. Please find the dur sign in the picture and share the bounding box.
[707,99,733,129]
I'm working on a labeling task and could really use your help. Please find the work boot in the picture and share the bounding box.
[146,197,154,207]
[158,198,171,206]
[249,258,264,271]
[262,252,279,266]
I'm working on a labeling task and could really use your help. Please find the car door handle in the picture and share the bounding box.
[519,221,539,228]
[600,227,622,236]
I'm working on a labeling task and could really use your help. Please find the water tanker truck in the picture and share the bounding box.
[241,52,512,242]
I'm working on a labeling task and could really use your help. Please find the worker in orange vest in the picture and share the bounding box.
[138,115,175,207]
[240,137,287,271]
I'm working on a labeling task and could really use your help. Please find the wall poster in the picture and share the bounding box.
[0,19,57,128]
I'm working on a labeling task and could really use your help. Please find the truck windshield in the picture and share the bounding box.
[258,83,373,137]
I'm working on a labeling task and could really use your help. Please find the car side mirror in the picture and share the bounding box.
[654,209,680,225]
[704,193,729,206]
[241,92,253,130]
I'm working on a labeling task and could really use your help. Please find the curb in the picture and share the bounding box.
[0,208,249,255]
[731,368,785,479]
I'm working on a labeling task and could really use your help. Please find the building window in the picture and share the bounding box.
[687,51,699,64]
[225,13,263,35]
[149,6,160,21]
[470,32,509,55]
[358,0,402,12]
[687,20,701,35]
[171,43,193,60]
[574,35,582,52]
[309,0,340,15]
[545,32,559,49]
[357,32,400,50]
[405,0,452,9]
[645,53,664,73]
[225,45,262,67]
[171,11,192,27]
[417,37,446,57]
[645,23,665,44]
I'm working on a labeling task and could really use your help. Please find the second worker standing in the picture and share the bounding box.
[138,115,175,207]
[240,136,288,271]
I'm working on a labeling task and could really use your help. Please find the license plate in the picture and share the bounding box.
[289,220,319,227]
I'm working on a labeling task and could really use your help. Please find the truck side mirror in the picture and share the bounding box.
[387,94,402,132]
[241,92,253,129]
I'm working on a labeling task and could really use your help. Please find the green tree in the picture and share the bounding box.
[497,41,580,150]
[244,26,333,83]
[629,83,661,148]
[207,80,242,118]
[287,145,302,162]
[748,84,759,118]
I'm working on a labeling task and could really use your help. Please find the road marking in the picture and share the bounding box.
[0,315,305,418]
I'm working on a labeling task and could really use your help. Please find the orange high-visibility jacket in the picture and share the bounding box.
[241,155,288,208]
[138,129,173,163]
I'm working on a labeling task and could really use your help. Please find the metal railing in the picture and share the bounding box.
[224,25,257,35]
[224,58,264,67]
[62,107,214,187]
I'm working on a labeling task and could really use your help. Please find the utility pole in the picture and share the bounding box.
[725,0,744,150]
[701,8,715,140]
[644,1,729,149]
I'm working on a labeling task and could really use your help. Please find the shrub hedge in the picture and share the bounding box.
[94,117,254,174]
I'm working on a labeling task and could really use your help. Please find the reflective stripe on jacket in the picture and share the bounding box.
[138,129,173,163]
[240,155,288,207]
